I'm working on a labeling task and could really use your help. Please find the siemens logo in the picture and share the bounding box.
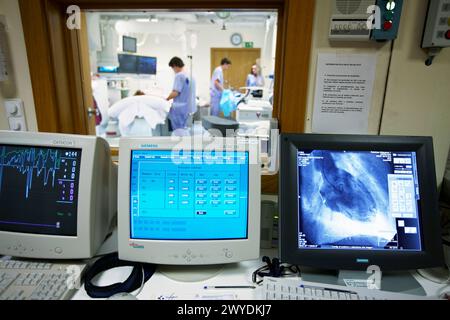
[52,140,75,147]
[140,144,159,148]
[356,258,369,264]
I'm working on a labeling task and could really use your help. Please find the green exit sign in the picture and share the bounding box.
[244,42,254,48]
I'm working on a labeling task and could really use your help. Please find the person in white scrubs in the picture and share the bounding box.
[210,58,232,117]
[166,57,196,130]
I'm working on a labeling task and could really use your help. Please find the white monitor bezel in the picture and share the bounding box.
[0,131,96,259]
[118,137,261,265]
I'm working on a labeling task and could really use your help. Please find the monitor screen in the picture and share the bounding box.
[137,56,157,75]
[118,54,138,74]
[129,150,249,240]
[0,145,81,236]
[123,36,137,53]
[297,149,422,252]
[98,66,118,73]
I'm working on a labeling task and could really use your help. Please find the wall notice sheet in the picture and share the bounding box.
[312,53,377,134]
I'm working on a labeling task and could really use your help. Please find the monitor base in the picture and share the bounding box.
[158,265,225,282]
[300,268,426,296]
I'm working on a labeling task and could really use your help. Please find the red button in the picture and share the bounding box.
[446,30,450,40]
[383,20,393,31]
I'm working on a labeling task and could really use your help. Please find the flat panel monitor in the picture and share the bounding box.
[123,36,137,53]
[118,137,261,265]
[98,66,118,74]
[279,134,444,271]
[118,54,138,74]
[137,56,157,75]
[0,131,117,259]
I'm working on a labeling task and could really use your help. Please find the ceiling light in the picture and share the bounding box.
[151,18,159,23]
[136,18,149,22]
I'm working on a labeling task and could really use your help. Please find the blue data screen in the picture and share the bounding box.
[130,150,249,240]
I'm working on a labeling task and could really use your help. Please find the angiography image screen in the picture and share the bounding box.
[297,150,422,251]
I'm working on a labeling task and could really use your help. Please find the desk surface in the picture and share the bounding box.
[72,249,447,300]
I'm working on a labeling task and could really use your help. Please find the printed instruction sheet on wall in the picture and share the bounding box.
[312,53,377,134]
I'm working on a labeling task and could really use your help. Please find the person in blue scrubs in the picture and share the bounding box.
[246,64,264,88]
[210,58,232,117]
[166,57,197,131]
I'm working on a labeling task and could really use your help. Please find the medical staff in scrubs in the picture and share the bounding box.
[210,58,232,117]
[166,57,197,130]
[246,65,264,87]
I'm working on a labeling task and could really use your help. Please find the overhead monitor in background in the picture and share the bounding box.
[0,131,118,259]
[123,36,137,53]
[279,134,444,276]
[137,56,157,75]
[117,137,261,270]
[118,54,138,74]
[97,66,118,74]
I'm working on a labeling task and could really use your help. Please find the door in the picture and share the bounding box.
[79,13,97,135]
[211,48,261,92]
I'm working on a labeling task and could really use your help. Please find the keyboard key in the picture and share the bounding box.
[338,292,347,300]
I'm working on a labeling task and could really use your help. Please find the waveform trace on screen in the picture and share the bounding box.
[0,147,61,198]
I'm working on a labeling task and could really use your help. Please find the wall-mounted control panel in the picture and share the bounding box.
[329,0,403,42]
[371,0,404,41]
[422,0,450,48]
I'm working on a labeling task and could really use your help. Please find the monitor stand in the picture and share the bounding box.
[158,265,225,283]
[300,268,427,296]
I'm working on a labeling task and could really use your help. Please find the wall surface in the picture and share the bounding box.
[306,0,450,186]
[0,0,37,131]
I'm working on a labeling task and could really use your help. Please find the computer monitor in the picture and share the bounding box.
[118,137,260,265]
[0,131,117,259]
[118,54,138,74]
[137,56,157,75]
[97,66,118,74]
[123,36,137,53]
[280,134,444,271]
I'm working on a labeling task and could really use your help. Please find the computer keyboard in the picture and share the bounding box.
[0,258,86,300]
[262,277,435,300]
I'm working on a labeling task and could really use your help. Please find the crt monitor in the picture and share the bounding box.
[137,56,157,75]
[118,137,261,265]
[279,134,444,271]
[0,131,117,259]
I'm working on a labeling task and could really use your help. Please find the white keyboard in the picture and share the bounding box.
[0,258,86,300]
[262,277,435,300]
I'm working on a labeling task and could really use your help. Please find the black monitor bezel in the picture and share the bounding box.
[279,134,444,271]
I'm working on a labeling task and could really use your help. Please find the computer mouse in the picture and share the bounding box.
[107,292,138,300]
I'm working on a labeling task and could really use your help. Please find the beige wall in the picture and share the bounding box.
[0,0,37,131]
[306,0,450,186]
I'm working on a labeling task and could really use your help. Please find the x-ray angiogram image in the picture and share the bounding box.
[298,150,397,249]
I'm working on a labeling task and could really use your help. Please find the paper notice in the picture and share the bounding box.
[312,53,377,134]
